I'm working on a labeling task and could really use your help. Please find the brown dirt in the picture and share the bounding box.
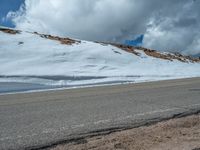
[139,47,200,63]
[0,27,21,34]
[33,32,80,45]
[51,114,200,150]
[109,43,141,56]
[109,43,200,63]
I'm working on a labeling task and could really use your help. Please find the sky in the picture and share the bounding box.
[1,0,200,56]
[0,0,24,27]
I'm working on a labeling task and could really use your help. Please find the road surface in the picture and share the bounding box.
[0,78,200,150]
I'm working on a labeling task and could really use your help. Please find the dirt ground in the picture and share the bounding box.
[51,114,200,150]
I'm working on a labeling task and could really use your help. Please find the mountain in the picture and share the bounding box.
[0,26,200,90]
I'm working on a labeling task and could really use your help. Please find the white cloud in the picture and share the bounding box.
[7,0,155,41]
[7,0,200,55]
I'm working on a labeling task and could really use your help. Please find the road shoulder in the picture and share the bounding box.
[52,114,200,150]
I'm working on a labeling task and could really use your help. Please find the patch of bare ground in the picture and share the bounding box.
[51,114,200,150]
[95,42,141,56]
[33,32,81,45]
[108,42,200,63]
[0,27,21,34]
[136,46,200,63]
[111,43,141,56]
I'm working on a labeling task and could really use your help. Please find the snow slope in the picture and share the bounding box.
[0,27,200,89]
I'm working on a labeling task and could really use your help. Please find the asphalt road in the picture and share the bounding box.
[0,78,200,150]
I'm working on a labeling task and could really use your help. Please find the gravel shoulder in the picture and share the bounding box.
[52,114,200,150]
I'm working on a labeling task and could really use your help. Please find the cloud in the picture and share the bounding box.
[7,0,152,41]
[7,0,200,55]
[143,0,200,55]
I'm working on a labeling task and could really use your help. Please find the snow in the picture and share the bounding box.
[0,29,200,91]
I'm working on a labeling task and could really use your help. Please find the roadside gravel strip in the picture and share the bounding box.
[0,78,200,150]
[52,114,200,150]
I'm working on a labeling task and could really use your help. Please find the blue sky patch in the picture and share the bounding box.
[124,35,144,46]
[0,0,24,27]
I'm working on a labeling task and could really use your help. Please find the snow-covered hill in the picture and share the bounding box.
[0,27,200,89]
